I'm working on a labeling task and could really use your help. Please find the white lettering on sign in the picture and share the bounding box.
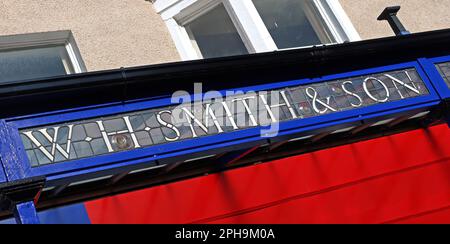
[21,69,429,166]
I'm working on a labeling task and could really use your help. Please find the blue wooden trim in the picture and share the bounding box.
[13,201,40,224]
[419,56,450,99]
[6,60,429,127]
[38,203,91,224]
[428,54,450,63]
[0,120,32,182]
[0,203,92,224]
[0,141,6,183]
[1,60,443,184]
[0,163,6,184]
[30,101,440,185]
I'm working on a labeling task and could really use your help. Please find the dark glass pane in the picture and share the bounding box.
[186,4,248,58]
[437,62,450,87]
[253,0,325,49]
[0,45,73,83]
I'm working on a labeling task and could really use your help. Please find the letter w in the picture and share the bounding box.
[23,125,74,162]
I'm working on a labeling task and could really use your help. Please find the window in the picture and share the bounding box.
[252,0,333,49]
[184,3,248,58]
[0,31,86,83]
[154,0,361,60]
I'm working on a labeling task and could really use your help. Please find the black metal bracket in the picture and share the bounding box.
[0,177,45,212]
[377,6,410,36]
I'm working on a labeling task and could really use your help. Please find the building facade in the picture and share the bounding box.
[1,0,449,71]
[0,0,450,224]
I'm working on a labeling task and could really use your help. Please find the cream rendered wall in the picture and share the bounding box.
[0,0,181,72]
[340,0,450,39]
[1,0,449,71]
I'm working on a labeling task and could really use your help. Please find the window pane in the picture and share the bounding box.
[253,0,328,49]
[185,4,248,58]
[0,45,74,83]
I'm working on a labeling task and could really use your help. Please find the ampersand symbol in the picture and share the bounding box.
[306,87,337,114]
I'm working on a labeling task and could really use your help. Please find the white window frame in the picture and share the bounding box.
[153,0,361,60]
[0,30,87,74]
